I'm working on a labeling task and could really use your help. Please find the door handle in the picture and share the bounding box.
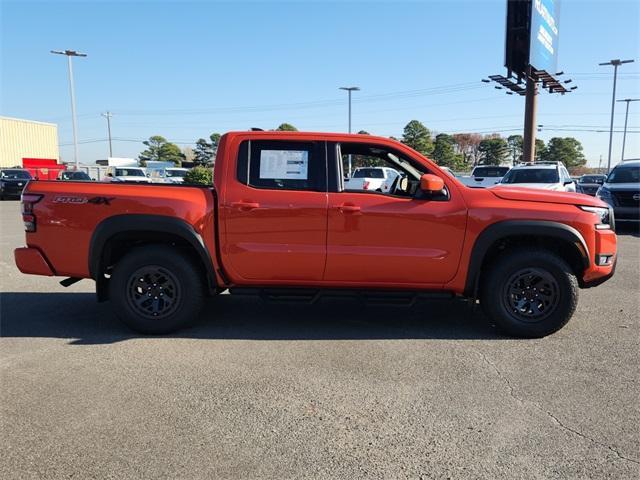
[337,204,361,213]
[231,201,260,211]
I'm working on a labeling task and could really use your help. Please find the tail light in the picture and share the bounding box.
[362,181,370,190]
[21,193,43,232]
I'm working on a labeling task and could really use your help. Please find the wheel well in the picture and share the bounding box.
[95,231,211,301]
[476,235,587,294]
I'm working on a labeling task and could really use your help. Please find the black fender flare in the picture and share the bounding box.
[463,220,590,297]
[89,214,217,295]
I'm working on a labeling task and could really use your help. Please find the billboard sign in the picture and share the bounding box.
[505,0,561,78]
[529,0,560,73]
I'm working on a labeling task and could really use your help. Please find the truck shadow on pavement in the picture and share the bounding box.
[0,292,506,344]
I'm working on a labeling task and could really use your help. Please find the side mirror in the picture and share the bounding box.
[106,172,113,177]
[420,173,445,193]
[563,180,574,186]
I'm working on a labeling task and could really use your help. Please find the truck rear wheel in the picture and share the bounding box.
[109,245,205,334]
[480,248,578,338]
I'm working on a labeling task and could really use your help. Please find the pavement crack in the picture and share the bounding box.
[473,349,640,466]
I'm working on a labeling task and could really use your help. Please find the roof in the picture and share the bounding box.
[0,116,57,127]
[616,160,640,167]
[510,163,559,170]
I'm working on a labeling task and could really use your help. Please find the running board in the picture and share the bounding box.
[229,287,454,307]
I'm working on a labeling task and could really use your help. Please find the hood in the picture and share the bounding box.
[1,178,30,183]
[491,185,606,207]
[602,182,640,191]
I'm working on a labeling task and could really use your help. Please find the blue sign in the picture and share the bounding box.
[529,0,561,73]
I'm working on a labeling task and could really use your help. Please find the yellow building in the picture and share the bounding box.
[0,116,59,168]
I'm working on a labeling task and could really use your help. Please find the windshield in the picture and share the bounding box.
[166,169,187,178]
[607,166,640,184]
[579,175,605,184]
[1,170,32,180]
[62,171,91,180]
[115,168,145,177]
[353,168,385,179]
[501,168,559,184]
[473,167,509,177]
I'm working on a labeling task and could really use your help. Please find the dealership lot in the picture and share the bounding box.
[0,200,638,479]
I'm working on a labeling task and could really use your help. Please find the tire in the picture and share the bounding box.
[480,248,578,338]
[109,245,206,334]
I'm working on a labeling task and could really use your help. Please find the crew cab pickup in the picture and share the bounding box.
[14,132,617,337]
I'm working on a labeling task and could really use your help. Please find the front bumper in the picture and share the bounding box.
[613,206,640,222]
[14,247,55,276]
[581,228,617,287]
[1,183,27,197]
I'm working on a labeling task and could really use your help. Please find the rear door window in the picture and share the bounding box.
[237,140,326,191]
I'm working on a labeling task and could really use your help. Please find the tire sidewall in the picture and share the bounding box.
[482,250,578,338]
[110,247,205,334]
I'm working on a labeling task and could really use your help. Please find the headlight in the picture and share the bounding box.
[596,187,612,199]
[580,205,611,227]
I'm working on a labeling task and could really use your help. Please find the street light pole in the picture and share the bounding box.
[599,59,634,173]
[616,98,640,162]
[339,86,360,177]
[101,111,114,157]
[51,50,87,170]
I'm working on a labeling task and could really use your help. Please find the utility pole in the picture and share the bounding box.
[522,67,538,163]
[599,59,634,173]
[339,86,360,177]
[51,50,87,170]
[101,111,114,157]
[617,98,640,162]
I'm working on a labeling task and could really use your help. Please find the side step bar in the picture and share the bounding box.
[228,287,454,307]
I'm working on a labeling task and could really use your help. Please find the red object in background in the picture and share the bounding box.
[22,158,66,181]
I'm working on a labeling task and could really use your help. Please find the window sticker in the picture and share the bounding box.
[259,150,308,180]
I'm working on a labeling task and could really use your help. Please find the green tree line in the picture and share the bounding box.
[138,120,586,172]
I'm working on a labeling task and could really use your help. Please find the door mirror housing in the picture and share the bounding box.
[420,173,445,193]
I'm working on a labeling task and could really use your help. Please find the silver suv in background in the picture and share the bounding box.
[597,160,640,223]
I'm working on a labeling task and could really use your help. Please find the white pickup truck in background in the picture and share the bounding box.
[344,167,401,192]
[460,166,510,188]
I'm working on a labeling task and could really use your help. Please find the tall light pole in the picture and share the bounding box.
[101,111,114,157]
[51,49,87,169]
[339,86,360,177]
[617,98,639,162]
[599,59,634,173]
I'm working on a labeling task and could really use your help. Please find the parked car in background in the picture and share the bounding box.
[163,167,189,184]
[596,160,640,223]
[576,174,606,196]
[57,171,93,182]
[345,166,400,193]
[461,166,510,188]
[0,169,33,199]
[497,162,576,192]
[104,166,150,183]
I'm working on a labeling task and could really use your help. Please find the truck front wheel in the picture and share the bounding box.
[480,248,579,338]
[109,245,205,334]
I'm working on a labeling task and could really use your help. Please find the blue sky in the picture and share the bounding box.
[2,0,639,166]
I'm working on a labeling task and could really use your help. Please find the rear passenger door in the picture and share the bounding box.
[222,139,328,282]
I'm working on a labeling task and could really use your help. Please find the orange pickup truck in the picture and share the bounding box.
[15,131,617,337]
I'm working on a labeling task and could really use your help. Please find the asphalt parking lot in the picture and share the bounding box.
[1,200,638,479]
